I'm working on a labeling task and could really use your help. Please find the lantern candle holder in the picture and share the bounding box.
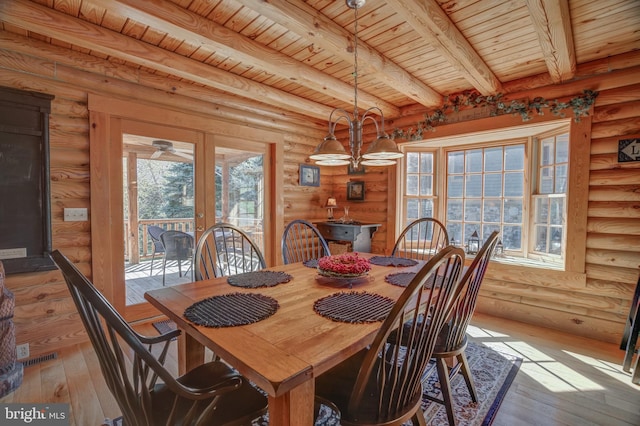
[494,239,504,257]
[466,230,480,255]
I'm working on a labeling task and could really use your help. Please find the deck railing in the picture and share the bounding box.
[125,217,263,262]
[125,218,194,263]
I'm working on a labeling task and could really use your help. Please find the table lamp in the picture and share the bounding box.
[325,197,338,220]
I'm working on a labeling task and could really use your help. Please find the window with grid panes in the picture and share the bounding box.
[401,127,570,267]
[446,145,525,251]
[532,133,568,258]
[403,152,436,231]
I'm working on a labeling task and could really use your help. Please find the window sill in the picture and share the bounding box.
[490,255,564,271]
[480,255,586,288]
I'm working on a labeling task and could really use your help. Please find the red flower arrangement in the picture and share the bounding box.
[317,252,371,278]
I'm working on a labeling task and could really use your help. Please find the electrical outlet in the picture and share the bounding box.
[16,343,29,360]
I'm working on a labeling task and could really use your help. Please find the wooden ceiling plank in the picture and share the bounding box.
[85,0,398,117]
[0,0,335,120]
[0,29,325,130]
[236,0,443,108]
[386,0,503,95]
[525,0,576,83]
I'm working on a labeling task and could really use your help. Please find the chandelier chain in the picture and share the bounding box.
[353,5,359,119]
[308,0,402,167]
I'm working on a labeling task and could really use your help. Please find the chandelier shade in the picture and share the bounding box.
[309,0,402,168]
[362,134,403,160]
[310,135,350,161]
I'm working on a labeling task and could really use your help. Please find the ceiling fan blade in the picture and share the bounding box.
[150,150,163,159]
[174,150,193,160]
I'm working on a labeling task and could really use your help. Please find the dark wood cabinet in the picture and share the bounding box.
[314,222,381,253]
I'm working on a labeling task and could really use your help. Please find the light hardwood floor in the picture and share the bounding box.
[2,312,639,426]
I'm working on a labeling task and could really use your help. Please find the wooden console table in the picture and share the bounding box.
[314,221,381,253]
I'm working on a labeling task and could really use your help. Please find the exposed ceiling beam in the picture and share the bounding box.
[236,0,443,108]
[88,0,399,118]
[525,0,576,83]
[0,30,327,133]
[386,0,503,95]
[0,0,335,121]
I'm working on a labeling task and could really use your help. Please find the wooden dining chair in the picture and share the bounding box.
[159,230,194,286]
[281,219,330,264]
[391,217,449,261]
[50,250,268,426]
[315,245,466,426]
[424,230,500,426]
[194,223,266,280]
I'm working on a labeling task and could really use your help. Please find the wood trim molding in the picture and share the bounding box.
[565,115,591,273]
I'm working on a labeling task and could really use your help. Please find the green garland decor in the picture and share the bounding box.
[392,89,598,141]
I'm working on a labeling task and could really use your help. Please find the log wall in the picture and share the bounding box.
[0,30,638,357]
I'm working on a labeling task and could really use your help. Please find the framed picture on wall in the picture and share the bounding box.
[299,164,320,187]
[347,181,365,201]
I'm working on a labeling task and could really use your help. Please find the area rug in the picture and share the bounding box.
[252,340,521,425]
[145,322,521,425]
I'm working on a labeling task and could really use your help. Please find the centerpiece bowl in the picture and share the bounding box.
[317,252,371,284]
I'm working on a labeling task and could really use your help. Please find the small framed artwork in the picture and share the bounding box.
[299,164,320,187]
[347,181,365,201]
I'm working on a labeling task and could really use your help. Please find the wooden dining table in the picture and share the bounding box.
[144,254,425,426]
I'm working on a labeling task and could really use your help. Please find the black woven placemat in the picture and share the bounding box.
[385,272,417,287]
[313,291,394,323]
[369,256,418,267]
[385,272,443,288]
[227,270,292,288]
[302,259,319,268]
[184,292,279,327]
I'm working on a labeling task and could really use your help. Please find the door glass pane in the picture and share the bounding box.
[123,136,195,306]
[215,147,265,254]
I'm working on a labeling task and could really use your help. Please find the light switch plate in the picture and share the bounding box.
[64,208,88,221]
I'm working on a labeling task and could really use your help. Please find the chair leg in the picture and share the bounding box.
[435,357,457,426]
[411,407,427,426]
[162,258,167,286]
[150,252,156,276]
[457,353,477,402]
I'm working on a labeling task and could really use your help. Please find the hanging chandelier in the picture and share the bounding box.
[310,0,403,168]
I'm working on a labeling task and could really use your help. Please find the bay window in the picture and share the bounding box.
[401,124,572,268]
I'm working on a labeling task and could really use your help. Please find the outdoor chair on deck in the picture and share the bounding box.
[315,246,465,426]
[194,223,266,280]
[159,230,194,286]
[50,250,268,426]
[391,217,449,262]
[147,225,165,276]
[281,219,330,264]
[423,231,500,426]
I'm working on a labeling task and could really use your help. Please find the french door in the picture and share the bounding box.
[89,94,283,322]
